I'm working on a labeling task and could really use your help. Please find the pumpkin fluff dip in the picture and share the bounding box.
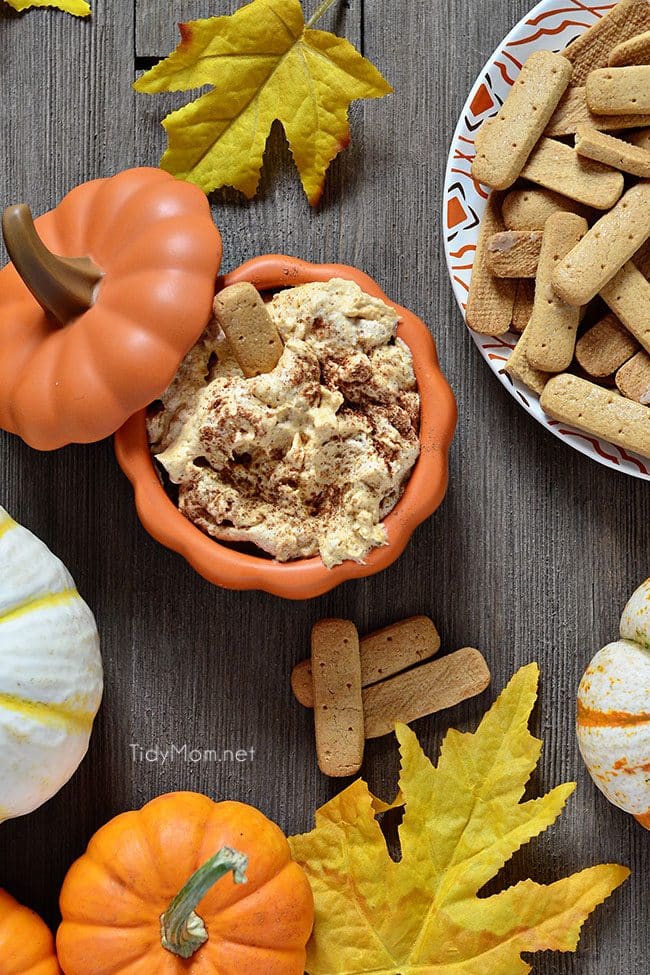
[147,278,421,568]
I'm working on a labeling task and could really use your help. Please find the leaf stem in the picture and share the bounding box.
[306,0,338,28]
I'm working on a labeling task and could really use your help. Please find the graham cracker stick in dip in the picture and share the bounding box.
[311,619,364,777]
[472,51,572,191]
[363,647,491,740]
[213,282,283,377]
[486,231,543,278]
[152,278,420,569]
[525,212,588,372]
[292,616,440,708]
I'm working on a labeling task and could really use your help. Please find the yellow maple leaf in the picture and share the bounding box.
[289,664,629,975]
[134,0,392,204]
[4,0,89,15]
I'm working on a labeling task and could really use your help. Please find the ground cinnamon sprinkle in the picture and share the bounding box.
[148,279,420,567]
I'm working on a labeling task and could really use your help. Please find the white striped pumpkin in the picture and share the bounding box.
[577,578,650,829]
[0,507,102,821]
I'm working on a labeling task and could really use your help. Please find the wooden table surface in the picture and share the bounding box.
[0,0,647,970]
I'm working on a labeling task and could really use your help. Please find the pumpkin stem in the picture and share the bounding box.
[160,846,248,959]
[2,204,103,325]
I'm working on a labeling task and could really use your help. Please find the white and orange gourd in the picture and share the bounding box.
[0,506,103,821]
[577,578,650,828]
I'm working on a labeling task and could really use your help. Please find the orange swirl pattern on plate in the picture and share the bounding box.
[443,0,650,479]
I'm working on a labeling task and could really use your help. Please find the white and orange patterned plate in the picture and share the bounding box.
[443,0,650,480]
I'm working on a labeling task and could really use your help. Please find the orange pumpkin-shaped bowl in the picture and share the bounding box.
[115,255,457,599]
[0,889,61,975]
[0,168,222,450]
[57,792,313,975]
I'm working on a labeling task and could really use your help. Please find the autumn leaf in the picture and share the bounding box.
[3,0,89,15]
[134,0,392,204]
[289,664,629,975]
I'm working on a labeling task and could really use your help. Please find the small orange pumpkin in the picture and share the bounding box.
[57,792,314,975]
[0,889,60,975]
[0,168,222,450]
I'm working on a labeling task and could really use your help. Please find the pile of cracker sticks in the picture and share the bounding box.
[468,0,650,457]
[292,616,491,776]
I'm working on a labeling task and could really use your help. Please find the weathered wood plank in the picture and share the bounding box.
[0,0,646,972]
[0,0,138,924]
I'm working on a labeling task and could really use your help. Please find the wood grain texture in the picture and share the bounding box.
[0,0,647,970]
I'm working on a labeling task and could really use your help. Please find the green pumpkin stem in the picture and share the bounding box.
[1,204,103,326]
[160,846,248,959]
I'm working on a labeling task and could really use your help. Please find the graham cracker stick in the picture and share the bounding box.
[565,0,650,86]
[545,85,650,136]
[359,616,441,686]
[520,138,624,209]
[616,350,650,402]
[511,279,535,333]
[362,648,491,740]
[502,187,593,230]
[466,192,516,335]
[630,127,650,151]
[553,182,650,306]
[575,124,650,176]
[311,619,364,777]
[213,282,283,378]
[292,616,441,708]
[608,28,650,65]
[576,313,639,378]
[587,65,650,115]
[634,237,650,275]
[504,325,552,394]
[601,261,650,353]
[472,51,572,190]
[526,212,588,372]
[291,661,317,709]
[540,373,650,457]
[486,231,543,278]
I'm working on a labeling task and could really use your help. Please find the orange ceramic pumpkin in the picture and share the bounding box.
[0,889,60,975]
[0,168,222,450]
[57,792,314,975]
[115,254,457,599]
